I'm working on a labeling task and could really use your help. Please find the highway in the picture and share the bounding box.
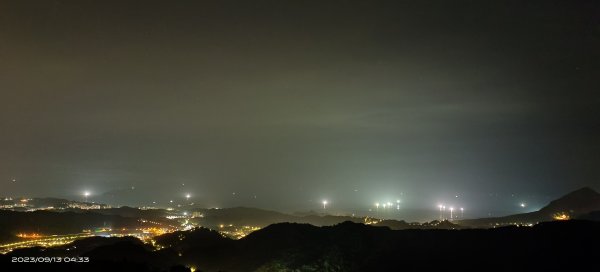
[0,233,94,254]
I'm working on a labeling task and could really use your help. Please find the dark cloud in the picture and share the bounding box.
[1,0,598,218]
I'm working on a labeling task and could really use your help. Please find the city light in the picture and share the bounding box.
[1,1,593,268]
[442,205,446,220]
[553,212,570,220]
[1,233,95,254]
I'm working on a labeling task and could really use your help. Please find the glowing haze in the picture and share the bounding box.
[1,0,598,219]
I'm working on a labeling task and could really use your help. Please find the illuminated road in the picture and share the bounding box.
[0,226,178,254]
[0,217,191,254]
[0,233,94,254]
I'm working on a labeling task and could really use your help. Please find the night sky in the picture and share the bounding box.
[1,0,599,219]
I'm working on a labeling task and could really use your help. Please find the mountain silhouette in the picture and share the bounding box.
[5,220,599,272]
[539,187,600,214]
[458,187,600,227]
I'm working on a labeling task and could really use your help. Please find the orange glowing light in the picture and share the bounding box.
[553,212,570,221]
[17,233,43,239]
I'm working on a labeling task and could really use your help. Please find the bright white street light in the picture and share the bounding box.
[322,200,328,210]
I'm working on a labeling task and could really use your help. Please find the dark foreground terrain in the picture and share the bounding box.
[1,220,599,272]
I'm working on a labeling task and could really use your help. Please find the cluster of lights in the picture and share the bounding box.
[1,233,94,254]
[67,202,106,210]
[437,204,464,221]
[374,200,401,211]
[363,217,381,225]
[553,212,570,221]
[217,225,262,239]
[1,217,182,254]
[16,233,43,239]
[372,200,402,220]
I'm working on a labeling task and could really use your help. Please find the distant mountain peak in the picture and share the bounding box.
[563,187,598,196]
[540,187,600,214]
[458,187,600,227]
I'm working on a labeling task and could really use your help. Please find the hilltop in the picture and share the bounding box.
[3,220,599,272]
[457,187,600,227]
